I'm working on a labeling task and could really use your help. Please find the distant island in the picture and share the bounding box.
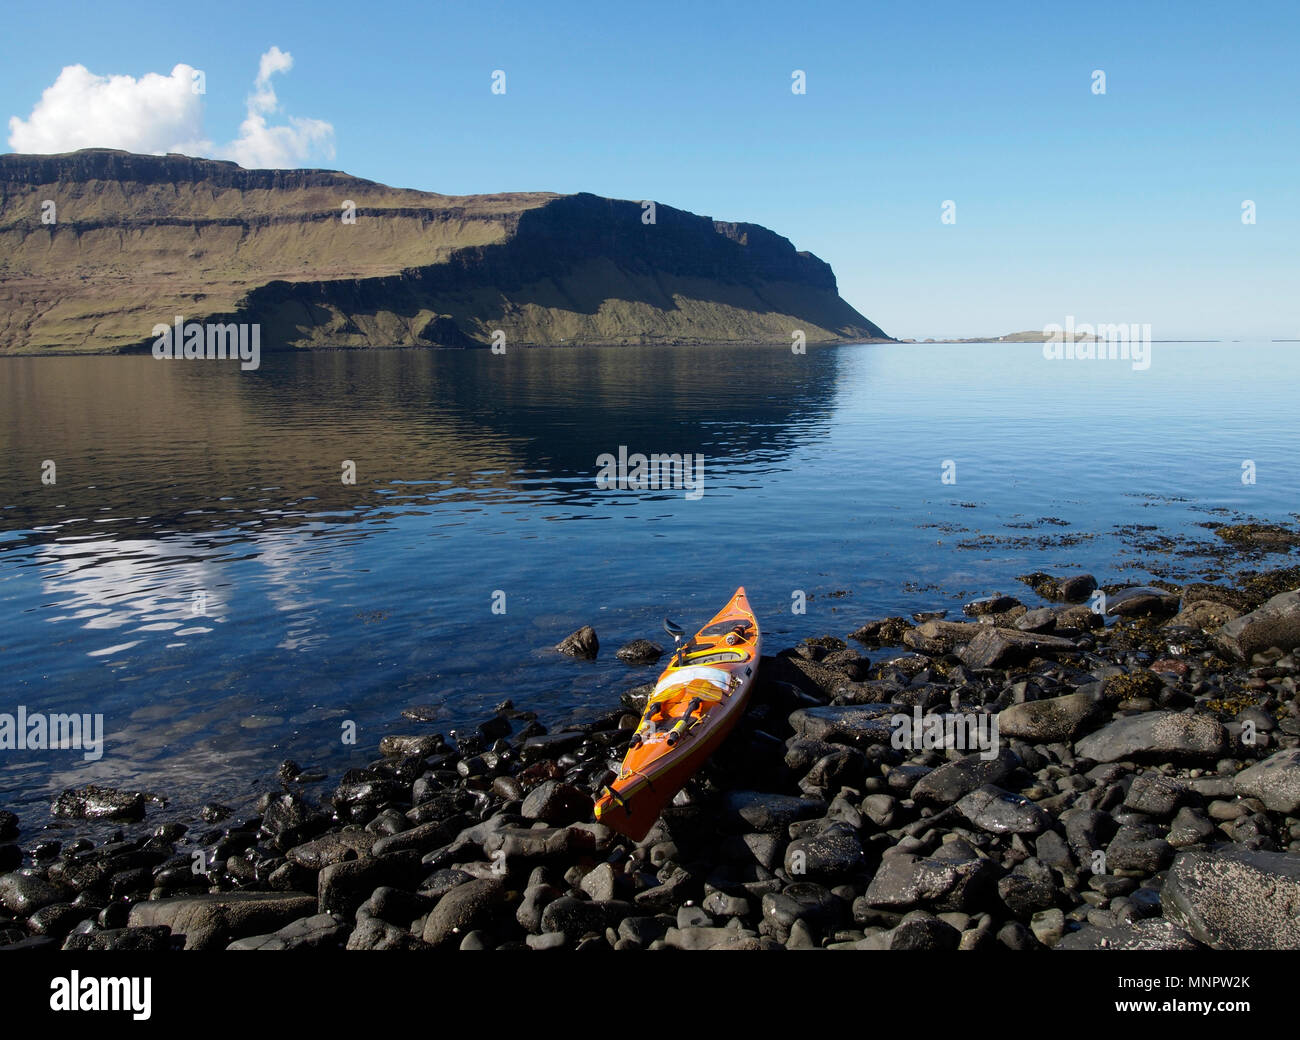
[899,331,1224,344]
[0,149,889,355]
[900,330,1101,344]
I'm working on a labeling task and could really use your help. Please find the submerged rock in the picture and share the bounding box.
[616,639,664,665]
[555,626,599,659]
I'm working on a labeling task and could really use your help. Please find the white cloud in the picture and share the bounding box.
[8,63,210,155]
[219,46,335,169]
[6,47,334,169]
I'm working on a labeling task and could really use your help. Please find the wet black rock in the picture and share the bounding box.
[421,878,506,948]
[259,792,331,850]
[760,882,838,942]
[540,896,612,938]
[1017,572,1097,603]
[1233,749,1300,813]
[1104,824,1171,873]
[51,786,146,822]
[1105,586,1180,618]
[1074,711,1228,764]
[1167,806,1216,848]
[62,925,174,952]
[520,732,586,763]
[358,886,433,925]
[378,734,444,757]
[555,625,599,659]
[635,866,700,912]
[801,748,867,793]
[318,851,422,917]
[332,776,407,823]
[401,704,444,723]
[1162,845,1300,949]
[26,902,92,936]
[128,891,318,951]
[911,749,1020,807]
[1123,772,1188,817]
[372,818,465,858]
[0,812,18,841]
[784,823,867,881]
[0,871,65,916]
[964,595,1021,617]
[1056,919,1201,950]
[616,639,664,665]
[888,909,962,950]
[286,829,377,869]
[1014,607,1060,633]
[520,781,592,825]
[997,693,1099,743]
[850,617,915,646]
[956,785,1051,835]
[998,858,1058,917]
[788,703,899,746]
[1058,574,1099,602]
[722,791,825,833]
[1214,589,1300,660]
[228,913,349,950]
[346,916,431,950]
[960,628,1077,670]
[863,842,998,913]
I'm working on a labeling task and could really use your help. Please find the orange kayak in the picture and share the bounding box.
[594,587,761,841]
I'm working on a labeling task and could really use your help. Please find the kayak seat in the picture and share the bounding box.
[684,650,745,664]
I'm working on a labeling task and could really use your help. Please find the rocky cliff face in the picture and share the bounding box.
[0,150,888,354]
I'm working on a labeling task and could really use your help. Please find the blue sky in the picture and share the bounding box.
[3,0,1297,339]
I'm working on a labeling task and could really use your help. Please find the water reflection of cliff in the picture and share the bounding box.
[0,344,842,547]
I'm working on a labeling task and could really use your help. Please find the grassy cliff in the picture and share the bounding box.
[0,149,888,354]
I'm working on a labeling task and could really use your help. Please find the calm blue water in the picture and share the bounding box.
[1,341,1296,827]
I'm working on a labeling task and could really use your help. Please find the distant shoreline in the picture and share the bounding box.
[900,335,1225,344]
[9,337,1298,362]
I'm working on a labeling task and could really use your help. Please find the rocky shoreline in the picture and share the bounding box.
[3,553,1300,951]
